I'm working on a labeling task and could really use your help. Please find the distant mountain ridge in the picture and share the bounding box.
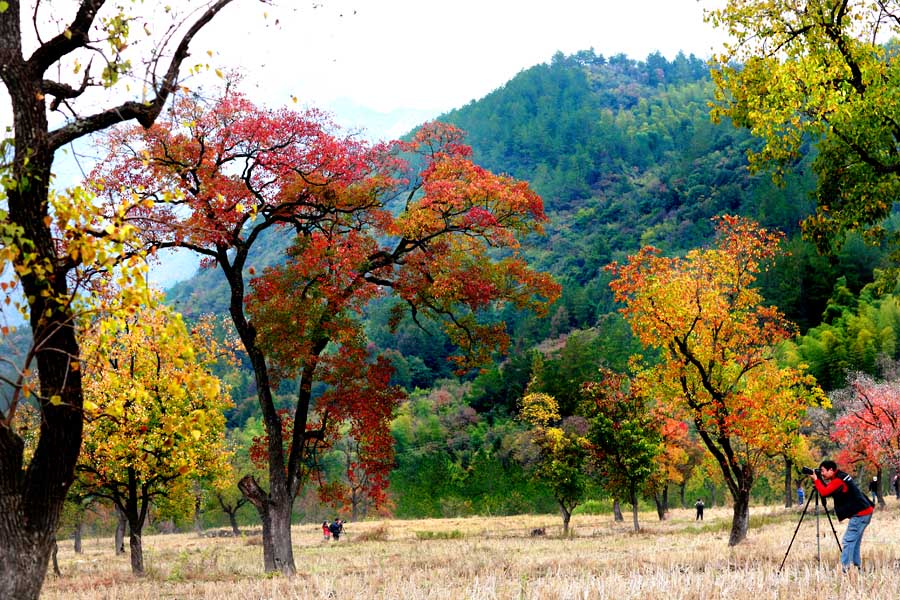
[166,49,820,328]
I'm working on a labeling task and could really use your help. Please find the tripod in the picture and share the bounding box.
[779,488,842,573]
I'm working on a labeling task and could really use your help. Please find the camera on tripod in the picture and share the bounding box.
[801,466,821,476]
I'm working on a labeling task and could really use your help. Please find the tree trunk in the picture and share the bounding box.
[727,490,751,546]
[877,466,885,508]
[115,507,127,555]
[679,482,687,509]
[227,509,241,536]
[654,495,666,521]
[784,456,793,508]
[612,499,624,522]
[194,491,203,533]
[51,539,60,577]
[239,475,296,575]
[630,484,640,532]
[559,501,572,536]
[0,501,58,600]
[129,528,144,575]
[73,519,83,554]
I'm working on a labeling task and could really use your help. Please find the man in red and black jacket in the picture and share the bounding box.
[809,459,874,572]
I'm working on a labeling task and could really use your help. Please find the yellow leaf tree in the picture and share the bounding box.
[77,301,230,575]
[609,215,824,545]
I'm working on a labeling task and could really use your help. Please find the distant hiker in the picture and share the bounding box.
[322,521,331,541]
[869,476,878,505]
[695,499,705,521]
[329,518,344,541]
[893,474,900,500]
[797,484,805,505]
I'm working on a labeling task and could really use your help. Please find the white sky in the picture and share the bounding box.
[200,0,727,137]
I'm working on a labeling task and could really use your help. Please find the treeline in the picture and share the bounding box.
[156,51,900,520]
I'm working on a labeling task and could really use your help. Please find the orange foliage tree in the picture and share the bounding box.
[90,87,559,574]
[608,215,824,545]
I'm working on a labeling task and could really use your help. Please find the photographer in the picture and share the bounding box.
[808,460,874,572]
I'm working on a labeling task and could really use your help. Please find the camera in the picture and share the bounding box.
[801,466,820,476]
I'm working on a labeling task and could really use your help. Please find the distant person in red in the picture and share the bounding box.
[322,521,331,541]
[809,459,874,572]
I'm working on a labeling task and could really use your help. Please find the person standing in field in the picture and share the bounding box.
[694,499,704,521]
[868,476,878,505]
[322,521,331,541]
[893,474,900,500]
[809,459,874,573]
[329,518,343,541]
[797,484,805,506]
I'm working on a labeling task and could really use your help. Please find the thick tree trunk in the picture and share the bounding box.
[115,507,127,555]
[612,499,624,522]
[728,491,751,546]
[0,501,58,600]
[239,475,296,575]
[129,529,144,575]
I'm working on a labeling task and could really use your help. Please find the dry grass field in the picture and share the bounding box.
[41,503,900,599]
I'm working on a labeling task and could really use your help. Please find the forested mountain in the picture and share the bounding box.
[161,49,893,406]
[158,50,897,518]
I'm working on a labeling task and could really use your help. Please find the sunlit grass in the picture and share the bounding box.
[41,503,900,599]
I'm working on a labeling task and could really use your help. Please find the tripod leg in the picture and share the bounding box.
[822,501,843,553]
[779,488,816,573]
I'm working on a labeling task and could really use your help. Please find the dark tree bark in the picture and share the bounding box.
[0,1,242,597]
[612,499,624,522]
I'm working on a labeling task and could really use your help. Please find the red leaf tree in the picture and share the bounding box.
[833,373,900,476]
[91,87,559,574]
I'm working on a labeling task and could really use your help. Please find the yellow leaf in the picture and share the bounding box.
[49,395,62,406]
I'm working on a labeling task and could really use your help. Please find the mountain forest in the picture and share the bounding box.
[6,1,900,596]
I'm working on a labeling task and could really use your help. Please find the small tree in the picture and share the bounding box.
[581,368,662,532]
[519,392,590,536]
[77,302,231,574]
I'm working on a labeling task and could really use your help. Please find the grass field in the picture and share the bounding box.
[41,502,900,599]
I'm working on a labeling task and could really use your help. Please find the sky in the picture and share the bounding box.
[2,0,729,295]
[199,0,729,140]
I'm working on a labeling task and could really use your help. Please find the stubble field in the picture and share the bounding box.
[41,503,900,599]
